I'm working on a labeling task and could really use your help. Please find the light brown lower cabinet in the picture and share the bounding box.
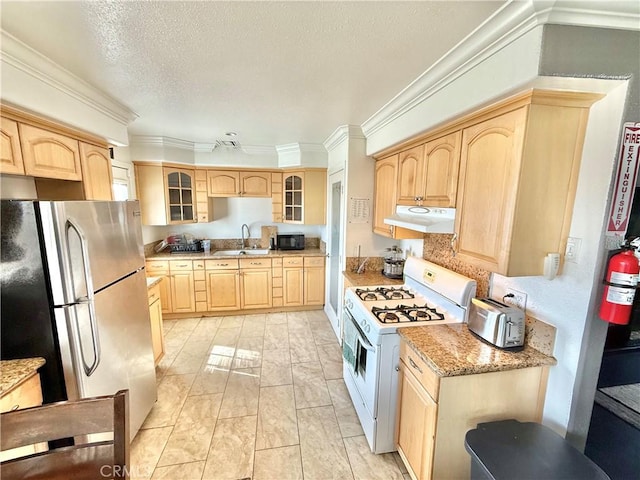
[206,259,241,311]
[396,340,548,480]
[145,261,172,314]
[239,258,272,309]
[147,281,165,366]
[282,257,304,307]
[282,256,325,307]
[303,256,325,305]
[193,260,208,313]
[169,260,195,314]
[148,255,324,315]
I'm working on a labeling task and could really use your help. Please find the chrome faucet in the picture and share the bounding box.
[241,223,250,249]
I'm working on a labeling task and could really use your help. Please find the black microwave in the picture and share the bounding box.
[277,233,305,250]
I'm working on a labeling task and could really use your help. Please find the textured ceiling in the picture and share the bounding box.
[1,1,505,147]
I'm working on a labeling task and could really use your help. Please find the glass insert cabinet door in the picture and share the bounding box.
[166,169,195,222]
[284,173,303,222]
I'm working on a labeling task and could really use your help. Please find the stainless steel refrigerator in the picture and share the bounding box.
[1,200,156,439]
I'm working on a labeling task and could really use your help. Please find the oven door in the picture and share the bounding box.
[343,307,379,417]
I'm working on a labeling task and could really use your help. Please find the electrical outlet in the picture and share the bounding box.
[504,288,527,311]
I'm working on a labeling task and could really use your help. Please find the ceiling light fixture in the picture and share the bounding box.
[225,131,237,137]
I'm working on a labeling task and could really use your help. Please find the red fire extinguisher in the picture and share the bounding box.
[599,247,640,325]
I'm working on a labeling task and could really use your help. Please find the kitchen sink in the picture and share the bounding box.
[212,249,271,256]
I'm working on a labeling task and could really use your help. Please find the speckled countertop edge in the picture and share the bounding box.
[343,270,404,287]
[1,358,46,396]
[146,276,163,288]
[147,248,326,261]
[399,324,557,377]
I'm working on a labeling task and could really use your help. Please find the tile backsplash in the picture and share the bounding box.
[145,235,321,256]
[422,233,490,297]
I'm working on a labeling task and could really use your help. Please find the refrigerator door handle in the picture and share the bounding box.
[66,219,101,376]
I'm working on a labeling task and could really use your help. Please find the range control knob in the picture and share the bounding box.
[346,298,353,309]
[364,324,371,333]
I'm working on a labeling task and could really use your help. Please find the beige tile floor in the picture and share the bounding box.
[131,310,411,480]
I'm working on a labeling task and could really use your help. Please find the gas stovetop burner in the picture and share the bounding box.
[403,305,445,321]
[371,304,445,323]
[355,287,415,301]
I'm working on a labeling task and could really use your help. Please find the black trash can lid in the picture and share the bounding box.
[465,419,609,480]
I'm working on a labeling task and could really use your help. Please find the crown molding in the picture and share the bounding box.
[1,30,138,126]
[194,142,217,153]
[276,142,327,155]
[361,0,640,138]
[242,145,277,155]
[131,136,277,156]
[130,135,194,150]
[323,125,365,152]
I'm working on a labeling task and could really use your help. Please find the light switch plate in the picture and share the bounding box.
[565,237,581,263]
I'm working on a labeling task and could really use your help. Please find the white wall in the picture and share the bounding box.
[344,133,397,258]
[0,175,37,199]
[141,197,323,244]
[195,149,279,168]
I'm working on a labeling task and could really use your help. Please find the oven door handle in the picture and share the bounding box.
[356,334,375,352]
[344,308,376,352]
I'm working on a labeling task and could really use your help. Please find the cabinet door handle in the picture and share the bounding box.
[408,356,423,374]
[11,404,20,411]
[250,262,261,265]
[219,263,229,267]
[450,233,458,257]
[175,264,189,268]
[149,293,157,301]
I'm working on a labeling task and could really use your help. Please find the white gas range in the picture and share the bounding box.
[342,256,476,454]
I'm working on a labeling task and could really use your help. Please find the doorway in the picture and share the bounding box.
[325,170,344,342]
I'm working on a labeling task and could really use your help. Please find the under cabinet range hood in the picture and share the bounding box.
[384,205,455,234]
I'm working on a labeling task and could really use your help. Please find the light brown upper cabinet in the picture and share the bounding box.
[207,170,239,196]
[271,172,283,222]
[166,168,196,223]
[396,145,425,205]
[281,169,326,225]
[135,163,196,225]
[373,155,398,237]
[195,169,213,223]
[79,142,113,200]
[422,131,461,207]
[373,155,421,239]
[396,133,460,207]
[19,123,82,180]
[0,118,25,175]
[207,170,271,197]
[240,171,271,197]
[453,91,602,276]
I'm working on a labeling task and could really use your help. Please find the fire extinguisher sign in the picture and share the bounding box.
[607,122,640,236]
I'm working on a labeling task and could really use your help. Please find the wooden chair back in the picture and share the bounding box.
[0,389,129,480]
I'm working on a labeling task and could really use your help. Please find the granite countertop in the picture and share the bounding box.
[343,270,404,287]
[147,276,163,288]
[1,357,46,396]
[148,248,326,261]
[399,324,556,377]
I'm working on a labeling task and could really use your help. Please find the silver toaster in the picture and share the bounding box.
[468,298,525,349]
